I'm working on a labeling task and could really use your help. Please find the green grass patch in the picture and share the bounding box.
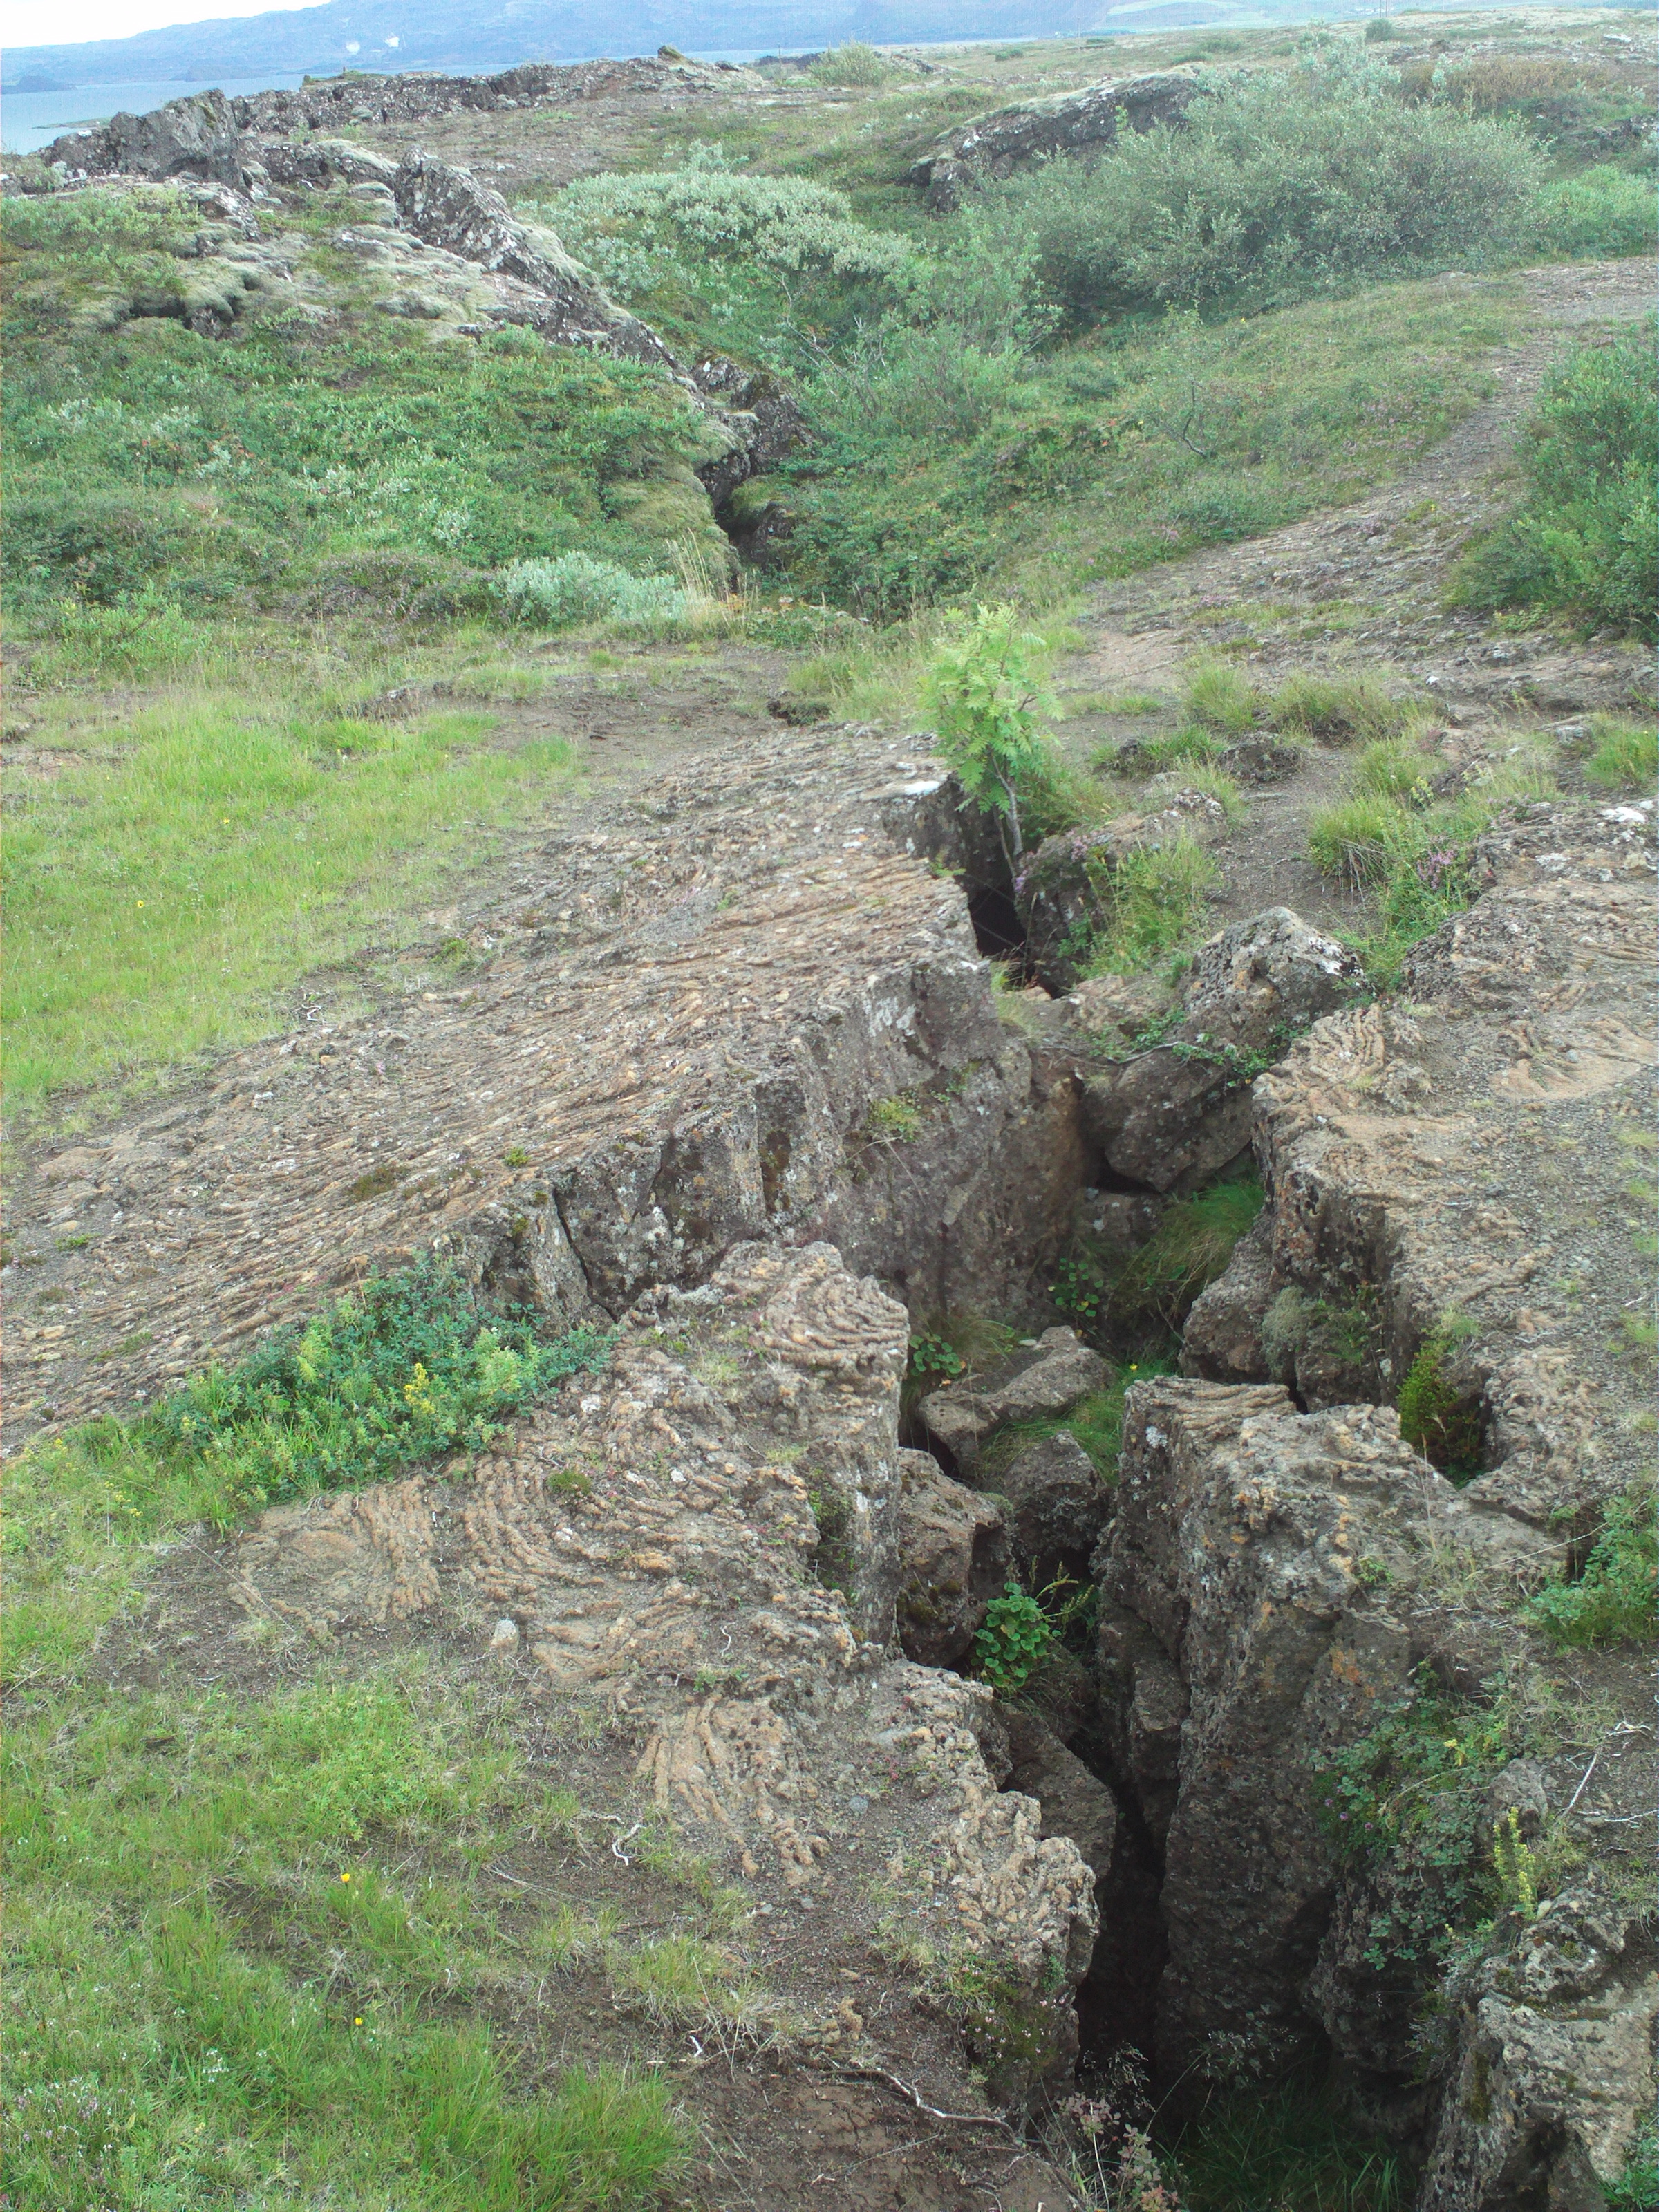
[3,1657,684,2211]
[1185,660,1261,734]
[1169,2072,1407,2212]
[3,688,576,1106]
[1397,1313,1482,1479]
[1269,671,1407,744]
[1084,836,1217,977]
[1583,713,1658,792]
[1525,1488,1658,1649]
[1108,1177,1266,1335]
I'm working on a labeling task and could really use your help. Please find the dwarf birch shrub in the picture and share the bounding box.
[1004,55,1548,315]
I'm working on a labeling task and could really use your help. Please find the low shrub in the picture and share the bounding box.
[975,1581,1053,1692]
[494,552,684,630]
[921,603,1058,863]
[1454,317,1657,637]
[1525,1489,1657,1648]
[1397,1315,1482,1478]
[807,39,891,86]
[1004,53,1547,318]
[1583,713,1658,791]
[1540,166,1658,259]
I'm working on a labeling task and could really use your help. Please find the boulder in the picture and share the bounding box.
[918,1327,1108,1479]
[1179,1210,1275,1382]
[1096,1376,1552,2081]
[1418,1895,1658,2212]
[42,88,245,185]
[1015,792,1232,995]
[1004,1707,1118,1879]
[894,1449,1011,1668]
[908,72,1201,210]
[997,1430,1111,1588]
[1084,907,1365,1192]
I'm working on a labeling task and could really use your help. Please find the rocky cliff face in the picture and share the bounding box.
[906,71,1200,210]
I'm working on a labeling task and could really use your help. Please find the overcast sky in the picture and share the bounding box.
[4,0,321,48]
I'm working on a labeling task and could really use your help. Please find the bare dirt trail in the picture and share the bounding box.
[1062,256,1656,940]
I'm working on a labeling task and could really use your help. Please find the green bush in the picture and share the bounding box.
[922,604,1057,862]
[1397,1316,1482,1478]
[1455,317,1657,637]
[1525,1488,1657,1648]
[807,39,891,86]
[494,552,683,630]
[974,1581,1053,1692]
[1003,55,1546,317]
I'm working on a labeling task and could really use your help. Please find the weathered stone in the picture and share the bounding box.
[1419,1895,1658,2212]
[1180,1211,1275,1382]
[1248,800,1658,1529]
[997,1430,1111,1588]
[918,1328,1108,1479]
[1096,1376,1551,2081]
[1004,1707,1118,1879]
[1484,1757,1548,1845]
[1084,907,1365,1192]
[1095,1597,1188,1851]
[42,88,246,185]
[210,1241,1097,2110]
[894,1448,1010,1668]
[908,72,1201,210]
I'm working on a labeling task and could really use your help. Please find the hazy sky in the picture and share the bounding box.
[4,0,321,48]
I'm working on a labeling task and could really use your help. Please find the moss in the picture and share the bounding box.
[1397,1318,1483,1478]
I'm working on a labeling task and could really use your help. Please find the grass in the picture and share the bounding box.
[1083,836,1217,976]
[1169,2073,1407,2212]
[1107,1177,1266,1335]
[4,1656,687,2211]
[4,1261,612,1680]
[1268,671,1407,744]
[3,685,577,1109]
[1583,713,1658,792]
[1185,662,1260,735]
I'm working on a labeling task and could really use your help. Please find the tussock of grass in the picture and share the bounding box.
[1185,662,1261,734]
[1308,793,1423,886]
[3,688,577,1108]
[1109,1177,1266,1333]
[1084,835,1217,975]
[1349,737,1434,805]
[1170,2072,1406,2212]
[1269,671,1405,744]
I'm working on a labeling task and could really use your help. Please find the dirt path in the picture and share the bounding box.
[1058,256,1655,939]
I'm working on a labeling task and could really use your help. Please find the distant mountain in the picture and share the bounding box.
[3,0,1282,93]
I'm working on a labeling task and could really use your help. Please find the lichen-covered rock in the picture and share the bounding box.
[895,1449,1010,1667]
[1247,800,1658,1530]
[1096,1376,1550,2081]
[1083,907,1365,1192]
[908,71,1200,209]
[1418,1895,1658,2212]
[42,88,247,185]
[997,1430,1112,1588]
[919,1327,1108,1479]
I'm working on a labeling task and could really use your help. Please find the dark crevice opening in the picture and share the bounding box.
[968,885,1026,959]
